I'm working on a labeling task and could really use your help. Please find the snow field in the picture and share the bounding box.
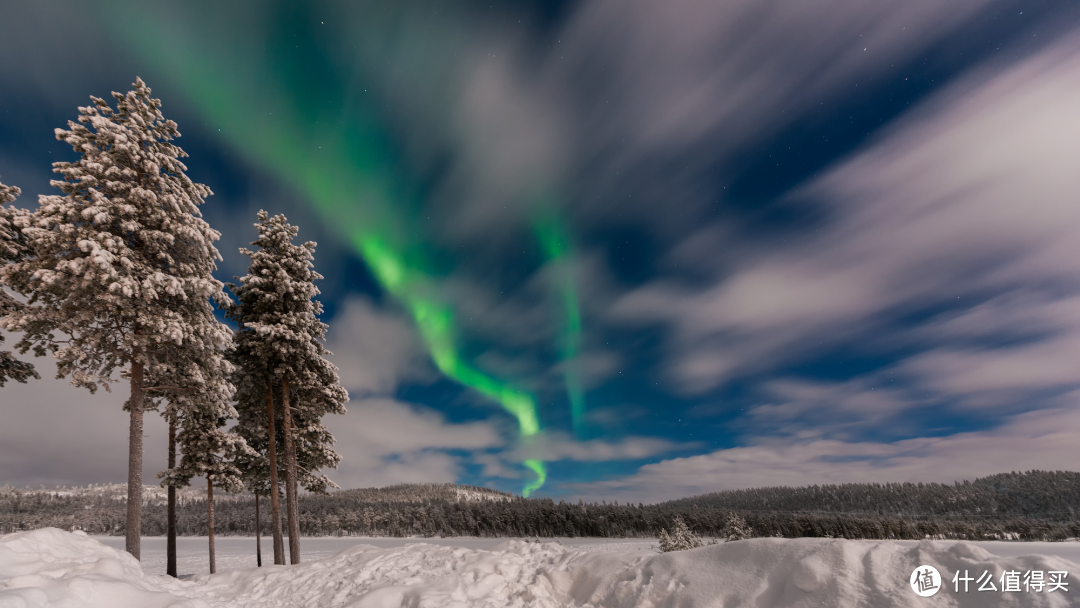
[2,528,1079,607]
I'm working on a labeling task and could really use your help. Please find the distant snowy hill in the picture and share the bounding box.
[662,471,1080,519]
[331,482,515,504]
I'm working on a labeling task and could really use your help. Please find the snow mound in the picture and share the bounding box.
[0,528,211,607]
[3,529,1079,607]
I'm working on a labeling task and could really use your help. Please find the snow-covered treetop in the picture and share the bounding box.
[228,210,347,417]
[0,78,232,394]
[0,183,18,205]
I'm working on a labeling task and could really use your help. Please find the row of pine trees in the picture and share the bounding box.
[0,78,348,575]
[5,479,1079,543]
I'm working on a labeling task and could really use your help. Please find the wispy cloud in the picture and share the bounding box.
[568,392,1080,503]
[326,296,433,397]
[610,32,1080,395]
[508,432,693,464]
[325,398,501,489]
[0,359,172,488]
[563,32,1080,501]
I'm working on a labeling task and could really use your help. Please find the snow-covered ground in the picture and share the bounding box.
[90,535,656,578]
[2,528,1079,607]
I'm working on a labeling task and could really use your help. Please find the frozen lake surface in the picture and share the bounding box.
[93,535,656,577]
[93,534,1080,577]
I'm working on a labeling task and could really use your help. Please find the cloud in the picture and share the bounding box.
[387,0,997,269]
[508,432,691,463]
[324,397,502,490]
[325,296,433,397]
[610,32,1080,394]
[307,0,996,250]
[567,392,1080,503]
[322,397,693,491]
[741,377,927,440]
[889,292,1080,401]
[551,0,993,234]
[0,358,171,488]
[435,53,569,244]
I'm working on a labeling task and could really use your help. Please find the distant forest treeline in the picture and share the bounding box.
[4,471,1079,542]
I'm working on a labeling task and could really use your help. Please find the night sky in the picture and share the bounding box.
[2,0,1080,502]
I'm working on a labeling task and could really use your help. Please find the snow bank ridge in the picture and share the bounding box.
[2,528,1079,607]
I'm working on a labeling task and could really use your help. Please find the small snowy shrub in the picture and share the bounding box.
[659,516,704,552]
[658,529,673,552]
[722,512,753,541]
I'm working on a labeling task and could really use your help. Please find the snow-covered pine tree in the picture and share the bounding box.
[658,528,674,552]
[721,512,753,541]
[658,516,704,552]
[0,181,39,387]
[168,405,251,574]
[227,210,347,565]
[151,335,241,575]
[228,254,286,565]
[0,79,232,560]
[276,228,347,564]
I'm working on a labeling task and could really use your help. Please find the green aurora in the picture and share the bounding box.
[535,213,587,436]
[107,3,556,495]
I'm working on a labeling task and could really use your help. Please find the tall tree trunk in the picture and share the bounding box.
[255,493,262,567]
[282,377,300,565]
[125,358,145,561]
[167,414,177,578]
[207,475,216,575]
[266,380,284,565]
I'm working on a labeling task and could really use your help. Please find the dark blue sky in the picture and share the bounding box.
[2,0,1080,501]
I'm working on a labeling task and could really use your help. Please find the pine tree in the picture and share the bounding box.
[721,512,752,541]
[152,338,245,574]
[167,406,250,574]
[0,79,231,560]
[231,374,343,564]
[0,181,39,387]
[228,254,286,564]
[227,211,347,565]
[658,528,674,552]
[658,516,704,552]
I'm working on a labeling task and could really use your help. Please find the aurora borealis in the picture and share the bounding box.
[96,1,555,494]
[4,0,1080,502]
[535,212,586,437]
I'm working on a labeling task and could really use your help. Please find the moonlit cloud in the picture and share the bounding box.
[325,400,692,489]
[325,296,433,397]
[743,378,924,440]
[509,432,691,463]
[569,392,1080,504]
[0,358,171,488]
[561,31,1080,500]
[324,398,501,489]
[611,32,1080,398]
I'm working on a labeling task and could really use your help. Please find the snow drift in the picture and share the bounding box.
[1,528,1078,607]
